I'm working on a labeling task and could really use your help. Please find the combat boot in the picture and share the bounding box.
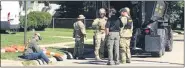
[95,56,102,61]
[120,61,126,64]
[120,59,126,64]
[126,59,131,63]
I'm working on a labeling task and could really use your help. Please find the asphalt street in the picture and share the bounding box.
[47,34,184,66]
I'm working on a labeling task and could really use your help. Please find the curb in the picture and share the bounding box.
[21,57,59,66]
[63,51,73,59]
[49,57,57,63]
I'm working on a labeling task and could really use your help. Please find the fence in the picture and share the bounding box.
[49,18,94,29]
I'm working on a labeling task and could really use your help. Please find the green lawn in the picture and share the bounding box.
[1,47,69,60]
[1,52,22,60]
[1,28,94,48]
[1,28,94,60]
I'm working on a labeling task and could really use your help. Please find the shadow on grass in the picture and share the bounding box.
[0,31,16,34]
[0,31,9,34]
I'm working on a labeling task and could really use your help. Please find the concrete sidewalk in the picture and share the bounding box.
[1,60,23,66]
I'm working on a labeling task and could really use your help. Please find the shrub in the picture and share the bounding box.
[20,11,52,30]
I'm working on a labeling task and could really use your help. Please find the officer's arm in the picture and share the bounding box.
[92,19,99,29]
[73,23,75,38]
[131,19,134,31]
[105,19,110,35]
[78,22,86,35]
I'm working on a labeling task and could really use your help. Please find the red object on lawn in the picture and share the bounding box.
[5,47,17,52]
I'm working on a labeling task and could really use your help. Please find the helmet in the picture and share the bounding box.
[124,7,130,13]
[99,8,106,14]
[119,8,127,13]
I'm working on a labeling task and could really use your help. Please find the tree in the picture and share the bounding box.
[54,1,109,19]
[55,1,84,18]
[167,1,184,29]
[20,11,52,30]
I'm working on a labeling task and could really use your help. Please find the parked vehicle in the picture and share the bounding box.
[1,1,20,33]
[130,1,173,57]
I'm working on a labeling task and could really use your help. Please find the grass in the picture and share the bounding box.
[1,47,66,60]
[1,52,22,60]
[1,28,94,60]
[1,28,94,48]
[1,26,95,66]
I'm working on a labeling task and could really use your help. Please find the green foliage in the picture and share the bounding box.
[20,11,52,29]
[167,1,184,29]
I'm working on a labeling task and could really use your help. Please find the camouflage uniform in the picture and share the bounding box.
[119,16,133,63]
[92,17,108,60]
[73,20,86,59]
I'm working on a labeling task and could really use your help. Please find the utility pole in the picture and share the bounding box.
[24,1,27,45]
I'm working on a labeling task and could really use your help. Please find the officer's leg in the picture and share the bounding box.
[73,38,80,59]
[79,37,85,59]
[119,38,127,64]
[114,32,120,64]
[107,33,114,65]
[73,39,77,58]
[94,34,101,60]
[77,38,82,59]
[126,38,131,63]
[99,33,106,58]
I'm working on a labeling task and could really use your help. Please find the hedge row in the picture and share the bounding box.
[20,11,52,30]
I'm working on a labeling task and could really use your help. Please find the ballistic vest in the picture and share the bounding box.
[94,17,107,33]
[120,16,133,38]
[73,21,84,38]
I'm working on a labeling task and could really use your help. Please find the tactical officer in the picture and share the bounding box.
[92,8,108,60]
[119,7,133,64]
[73,14,87,60]
[105,8,123,65]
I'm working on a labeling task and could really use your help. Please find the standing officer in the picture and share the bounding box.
[92,8,108,60]
[119,7,133,64]
[73,14,86,60]
[105,8,123,65]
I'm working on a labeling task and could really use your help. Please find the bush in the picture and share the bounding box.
[20,11,52,30]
